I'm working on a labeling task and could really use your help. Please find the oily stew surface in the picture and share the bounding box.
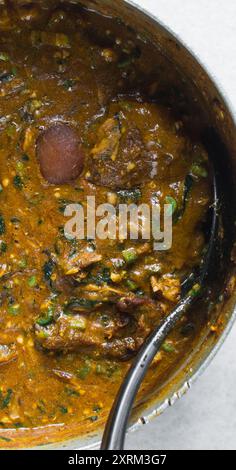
[0,3,211,442]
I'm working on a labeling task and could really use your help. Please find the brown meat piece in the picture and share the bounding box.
[0,344,18,365]
[150,275,181,302]
[87,117,152,189]
[36,123,84,184]
[116,296,149,313]
[103,337,143,359]
[35,301,152,360]
[35,311,131,359]
[61,251,102,276]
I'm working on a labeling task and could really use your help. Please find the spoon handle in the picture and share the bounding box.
[101,293,194,450]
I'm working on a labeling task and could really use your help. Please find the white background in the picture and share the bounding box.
[126,0,236,450]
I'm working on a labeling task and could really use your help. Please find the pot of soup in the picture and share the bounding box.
[0,0,235,449]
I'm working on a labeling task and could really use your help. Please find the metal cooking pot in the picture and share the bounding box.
[1,0,236,450]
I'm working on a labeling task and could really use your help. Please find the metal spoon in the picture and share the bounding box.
[101,171,219,450]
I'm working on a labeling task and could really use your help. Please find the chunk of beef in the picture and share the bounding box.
[35,311,131,359]
[53,248,103,292]
[61,251,102,276]
[35,299,154,360]
[150,275,181,302]
[87,116,152,189]
[116,296,149,313]
[0,343,17,365]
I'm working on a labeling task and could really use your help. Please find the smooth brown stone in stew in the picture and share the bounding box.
[0,1,213,447]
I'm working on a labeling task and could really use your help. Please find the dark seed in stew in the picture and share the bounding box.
[36,123,84,184]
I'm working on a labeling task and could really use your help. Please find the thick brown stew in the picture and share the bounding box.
[0,2,213,446]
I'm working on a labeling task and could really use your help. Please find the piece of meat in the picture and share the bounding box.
[35,311,130,358]
[116,296,149,313]
[103,337,143,359]
[36,123,84,184]
[34,300,152,360]
[150,275,181,302]
[87,116,152,189]
[61,251,102,276]
[52,369,77,384]
[91,117,121,162]
[104,312,152,359]
[0,343,18,365]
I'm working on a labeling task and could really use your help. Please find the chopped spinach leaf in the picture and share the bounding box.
[0,241,7,253]
[0,389,13,409]
[0,216,5,235]
[36,307,54,327]
[43,259,55,281]
[13,175,23,189]
[59,405,68,414]
[77,361,91,380]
